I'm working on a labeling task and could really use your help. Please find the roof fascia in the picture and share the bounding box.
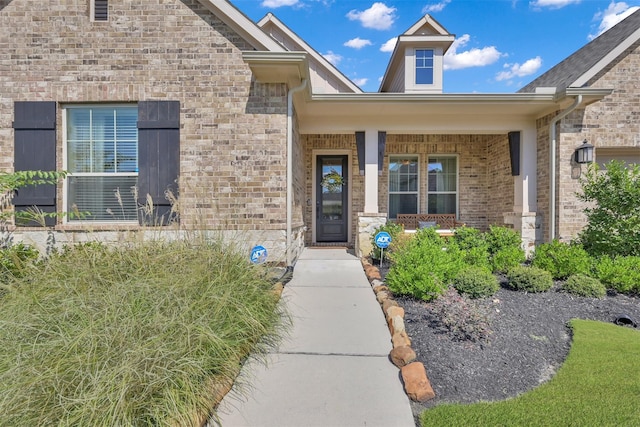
[197,0,285,51]
[571,26,640,88]
[256,13,363,93]
[404,14,450,36]
[555,87,614,107]
[242,51,311,90]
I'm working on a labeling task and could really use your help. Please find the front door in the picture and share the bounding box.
[316,155,348,242]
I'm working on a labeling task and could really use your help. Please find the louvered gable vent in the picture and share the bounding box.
[94,0,108,21]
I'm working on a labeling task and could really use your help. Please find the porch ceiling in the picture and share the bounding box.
[295,89,611,134]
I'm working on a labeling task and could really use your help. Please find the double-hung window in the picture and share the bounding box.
[428,156,457,215]
[389,156,419,219]
[66,105,138,222]
[415,49,434,85]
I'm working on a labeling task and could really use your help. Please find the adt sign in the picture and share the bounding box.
[374,231,392,249]
[250,245,268,264]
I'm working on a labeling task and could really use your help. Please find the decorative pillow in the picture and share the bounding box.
[418,221,437,229]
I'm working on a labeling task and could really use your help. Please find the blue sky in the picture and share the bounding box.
[232,0,639,93]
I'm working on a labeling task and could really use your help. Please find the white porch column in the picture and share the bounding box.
[505,125,538,255]
[514,126,537,213]
[363,128,379,213]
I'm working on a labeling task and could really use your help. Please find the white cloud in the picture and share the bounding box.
[529,0,581,9]
[422,0,451,14]
[352,77,368,87]
[346,2,397,30]
[261,0,299,7]
[589,2,640,39]
[380,37,398,53]
[495,56,542,81]
[344,37,373,49]
[323,51,342,66]
[444,34,503,70]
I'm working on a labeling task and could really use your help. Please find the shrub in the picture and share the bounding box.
[506,265,554,292]
[427,287,492,342]
[386,228,465,301]
[531,240,592,279]
[595,255,640,294]
[485,226,525,273]
[562,274,606,298]
[452,266,499,299]
[0,243,39,281]
[370,221,404,261]
[453,226,490,270]
[578,160,640,257]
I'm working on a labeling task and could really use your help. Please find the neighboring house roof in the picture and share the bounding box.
[519,9,640,93]
[197,0,285,52]
[257,13,362,94]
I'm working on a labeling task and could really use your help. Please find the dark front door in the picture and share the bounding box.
[316,155,348,242]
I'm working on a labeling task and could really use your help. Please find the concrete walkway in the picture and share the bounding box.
[214,248,415,427]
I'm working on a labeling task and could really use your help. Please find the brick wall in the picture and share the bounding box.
[551,41,640,241]
[0,0,289,233]
[384,134,508,231]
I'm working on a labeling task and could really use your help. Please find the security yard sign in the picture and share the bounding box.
[374,231,392,266]
[250,245,268,264]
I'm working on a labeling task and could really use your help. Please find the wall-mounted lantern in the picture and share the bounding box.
[574,139,594,164]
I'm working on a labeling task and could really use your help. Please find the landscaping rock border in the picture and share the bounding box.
[361,258,435,403]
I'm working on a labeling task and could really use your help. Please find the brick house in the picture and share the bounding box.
[1,1,638,266]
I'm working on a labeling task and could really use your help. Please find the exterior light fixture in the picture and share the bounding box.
[575,139,594,164]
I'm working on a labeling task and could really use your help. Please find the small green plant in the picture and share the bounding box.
[485,226,526,273]
[386,227,464,301]
[506,265,554,292]
[452,265,500,299]
[531,240,592,279]
[562,274,606,298]
[595,255,640,294]
[370,221,404,261]
[453,226,490,270]
[0,243,39,281]
[427,287,492,342]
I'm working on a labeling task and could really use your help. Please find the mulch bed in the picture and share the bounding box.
[381,265,640,421]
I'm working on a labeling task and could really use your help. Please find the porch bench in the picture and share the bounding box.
[395,214,464,236]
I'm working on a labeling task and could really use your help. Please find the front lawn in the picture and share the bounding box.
[0,239,285,426]
[420,319,640,426]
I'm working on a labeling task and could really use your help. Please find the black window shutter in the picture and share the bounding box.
[94,0,108,21]
[137,101,180,226]
[12,101,57,227]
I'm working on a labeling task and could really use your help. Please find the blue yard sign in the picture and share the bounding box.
[374,231,392,267]
[250,245,268,264]
[374,231,392,249]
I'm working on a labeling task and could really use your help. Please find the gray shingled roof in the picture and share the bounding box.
[519,9,640,93]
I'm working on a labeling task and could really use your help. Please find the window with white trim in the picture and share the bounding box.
[428,156,457,214]
[66,105,138,221]
[388,156,419,219]
[415,49,434,85]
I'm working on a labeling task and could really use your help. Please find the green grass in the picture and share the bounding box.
[0,239,285,427]
[420,319,640,427]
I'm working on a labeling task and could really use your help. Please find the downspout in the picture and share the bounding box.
[548,94,581,241]
[286,78,308,268]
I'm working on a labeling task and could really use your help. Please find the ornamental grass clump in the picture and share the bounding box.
[0,238,285,427]
[562,274,606,298]
[506,265,554,293]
